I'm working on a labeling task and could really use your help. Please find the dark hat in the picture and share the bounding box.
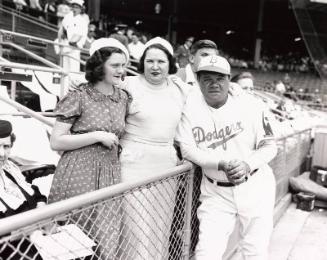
[0,120,12,138]
[116,24,128,29]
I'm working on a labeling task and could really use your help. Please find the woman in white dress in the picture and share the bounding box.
[120,37,189,260]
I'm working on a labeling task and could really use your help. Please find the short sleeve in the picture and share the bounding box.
[121,76,140,115]
[118,88,133,117]
[54,90,82,124]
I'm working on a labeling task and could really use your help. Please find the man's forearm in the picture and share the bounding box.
[180,143,219,170]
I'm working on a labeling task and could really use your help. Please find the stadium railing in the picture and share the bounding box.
[0,128,313,260]
[0,4,57,40]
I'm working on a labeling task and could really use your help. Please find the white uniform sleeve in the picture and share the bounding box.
[175,108,219,170]
[245,108,277,171]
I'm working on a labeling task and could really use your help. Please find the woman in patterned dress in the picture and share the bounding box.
[48,38,130,259]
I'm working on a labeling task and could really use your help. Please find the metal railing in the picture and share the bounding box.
[0,128,313,260]
[0,163,196,260]
[0,4,58,34]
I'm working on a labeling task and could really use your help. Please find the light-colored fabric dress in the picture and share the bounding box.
[48,83,130,259]
[119,75,189,260]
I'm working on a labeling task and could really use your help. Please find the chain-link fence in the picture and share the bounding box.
[0,129,313,260]
[0,163,195,260]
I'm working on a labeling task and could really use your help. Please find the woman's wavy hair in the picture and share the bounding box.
[10,132,16,146]
[138,44,177,74]
[85,47,125,84]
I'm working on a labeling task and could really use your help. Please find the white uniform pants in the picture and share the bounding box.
[195,166,276,260]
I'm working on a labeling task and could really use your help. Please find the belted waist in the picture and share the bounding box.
[205,169,258,187]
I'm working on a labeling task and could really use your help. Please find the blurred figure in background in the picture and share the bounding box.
[126,27,135,43]
[274,80,286,96]
[128,31,145,61]
[56,0,71,27]
[58,0,89,73]
[231,71,255,93]
[176,39,218,88]
[44,0,57,24]
[13,0,27,12]
[29,0,43,20]
[110,23,129,48]
[83,22,97,49]
[174,36,194,68]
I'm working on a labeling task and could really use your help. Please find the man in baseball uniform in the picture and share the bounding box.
[175,55,277,260]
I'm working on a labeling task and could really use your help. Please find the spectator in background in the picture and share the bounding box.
[175,39,218,88]
[44,0,57,24]
[140,33,148,44]
[0,120,46,259]
[29,0,43,20]
[13,0,27,12]
[128,31,145,61]
[56,0,71,27]
[110,23,129,48]
[0,119,47,218]
[58,0,89,73]
[126,27,135,43]
[174,36,194,68]
[231,71,255,93]
[274,80,286,96]
[83,23,97,49]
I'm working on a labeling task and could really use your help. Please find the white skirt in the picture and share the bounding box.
[120,139,178,182]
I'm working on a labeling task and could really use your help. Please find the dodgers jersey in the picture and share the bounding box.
[175,90,277,182]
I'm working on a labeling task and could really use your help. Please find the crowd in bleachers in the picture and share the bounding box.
[2,0,318,76]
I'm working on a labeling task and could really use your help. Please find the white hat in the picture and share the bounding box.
[196,55,231,75]
[69,0,84,7]
[144,37,174,56]
[89,38,130,61]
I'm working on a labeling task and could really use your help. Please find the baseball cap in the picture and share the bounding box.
[89,38,130,61]
[196,55,230,75]
[144,37,174,56]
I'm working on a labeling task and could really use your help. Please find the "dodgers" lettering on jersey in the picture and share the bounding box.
[192,121,244,150]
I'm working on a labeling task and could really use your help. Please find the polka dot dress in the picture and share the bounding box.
[48,83,130,258]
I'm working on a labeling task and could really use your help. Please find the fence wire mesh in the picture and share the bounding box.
[0,129,312,260]
[0,170,194,260]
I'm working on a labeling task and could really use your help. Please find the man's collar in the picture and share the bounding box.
[185,64,197,86]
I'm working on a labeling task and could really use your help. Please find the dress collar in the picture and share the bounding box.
[84,83,121,102]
